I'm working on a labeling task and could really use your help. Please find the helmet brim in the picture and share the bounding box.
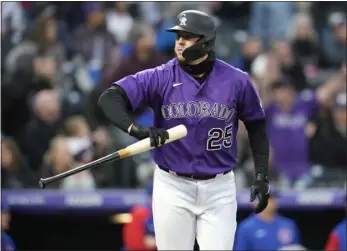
[166,25,202,36]
[166,25,189,32]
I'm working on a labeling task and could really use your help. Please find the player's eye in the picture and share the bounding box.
[176,32,200,41]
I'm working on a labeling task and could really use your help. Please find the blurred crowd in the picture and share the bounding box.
[1,2,346,191]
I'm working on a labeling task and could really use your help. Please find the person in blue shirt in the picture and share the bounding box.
[234,191,302,250]
[1,199,16,251]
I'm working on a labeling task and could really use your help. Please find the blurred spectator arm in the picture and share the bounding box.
[316,65,346,107]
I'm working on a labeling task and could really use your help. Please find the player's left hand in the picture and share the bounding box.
[250,173,270,214]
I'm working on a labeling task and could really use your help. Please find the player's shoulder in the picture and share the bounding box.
[153,58,176,73]
[276,215,297,226]
[239,214,260,229]
[136,58,175,77]
[215,59,251,81]
[335,218,347,231]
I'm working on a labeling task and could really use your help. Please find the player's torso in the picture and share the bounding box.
[152,59,241,175]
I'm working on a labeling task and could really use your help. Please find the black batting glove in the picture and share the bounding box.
[250,173,270,214]
[129,124,169,147]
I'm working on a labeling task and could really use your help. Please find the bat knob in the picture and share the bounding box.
[39,179,46,189]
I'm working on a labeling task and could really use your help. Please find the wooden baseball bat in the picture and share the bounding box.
[39,125,187,188]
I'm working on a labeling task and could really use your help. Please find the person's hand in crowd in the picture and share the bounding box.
[34,56,56,82]
[305,122,317,138]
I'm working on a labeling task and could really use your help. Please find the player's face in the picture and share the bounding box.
[174,31,201,63]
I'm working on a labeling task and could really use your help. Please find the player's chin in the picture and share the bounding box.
[175,51,187,63]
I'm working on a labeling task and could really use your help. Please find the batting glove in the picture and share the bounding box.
[250,173,270,214]
[129,124,169,147]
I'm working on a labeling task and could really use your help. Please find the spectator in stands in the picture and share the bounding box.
[22,90,63,171]
[1,2,26,45]
[234,192,302,250]
[73,2,118,84]
[1,136,36,189]
[103,21,169,87]
[123,180,156,250]
[2,51,57,143]
[320,12,346,70]
[26,6,66,76]
[64,115,112,187]
[105,2,134,44]
[288,13,320,76]
[231,36,262,73]
[325,214,346,250]
[64,115,93,164]
[264,73,345,187]
[271,40,309,92]
[309,92,347,186]
[1,200,16,251]
[249,2,295,48]
[42,135,96,190]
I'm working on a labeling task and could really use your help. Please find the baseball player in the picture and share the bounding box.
[99,10,270,250]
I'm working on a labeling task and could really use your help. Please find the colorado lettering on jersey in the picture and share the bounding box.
[161,101,235,122]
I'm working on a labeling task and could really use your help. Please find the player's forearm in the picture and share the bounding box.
[98,85,134,133]
[244,118,269,176]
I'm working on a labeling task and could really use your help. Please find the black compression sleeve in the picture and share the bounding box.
[98,85,134,133]
[243,119,269,176]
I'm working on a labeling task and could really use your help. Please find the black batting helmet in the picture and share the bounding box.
[166,10,217,61]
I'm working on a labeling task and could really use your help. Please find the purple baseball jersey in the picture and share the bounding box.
[115,58,265,175]
[266,90,319,180]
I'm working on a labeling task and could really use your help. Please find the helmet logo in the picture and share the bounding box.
[179,14,187,26]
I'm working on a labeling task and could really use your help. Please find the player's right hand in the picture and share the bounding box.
[129,124,169,147]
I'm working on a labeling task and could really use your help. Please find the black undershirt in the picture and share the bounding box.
[98,56,269,176]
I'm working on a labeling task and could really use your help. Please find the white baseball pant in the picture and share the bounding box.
[152,166,238,250]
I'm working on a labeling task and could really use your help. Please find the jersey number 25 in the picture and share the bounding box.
[206,125,233,151]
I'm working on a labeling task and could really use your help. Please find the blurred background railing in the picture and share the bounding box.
[1,2,346,250]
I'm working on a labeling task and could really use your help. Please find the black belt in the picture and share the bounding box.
[158,166,231,180]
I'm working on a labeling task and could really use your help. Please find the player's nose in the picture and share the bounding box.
[177,36,185,45]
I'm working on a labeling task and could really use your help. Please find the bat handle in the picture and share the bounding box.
[38,152,119,189]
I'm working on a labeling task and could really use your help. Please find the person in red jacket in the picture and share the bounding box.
[123,180,156,251]
[325,196,347,251]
